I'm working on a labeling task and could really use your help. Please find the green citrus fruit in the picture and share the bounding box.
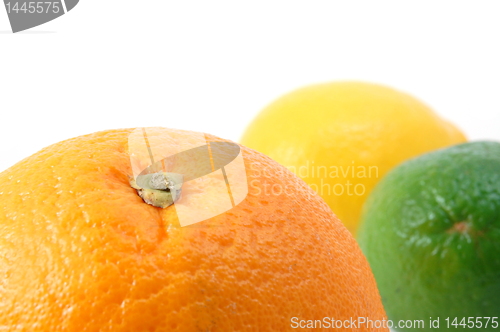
[240,81,466,235]
[358,141,500,331]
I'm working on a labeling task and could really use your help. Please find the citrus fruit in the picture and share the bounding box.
[358,141,500,331]
[240,81,466,235]
[0,128,388,331]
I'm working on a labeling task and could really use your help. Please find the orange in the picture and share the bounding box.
[0,128,387,331]
[241,81,466,235]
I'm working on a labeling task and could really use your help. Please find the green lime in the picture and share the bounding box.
[358,141,500,331]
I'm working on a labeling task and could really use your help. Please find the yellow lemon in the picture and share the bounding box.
[241,81,466,235]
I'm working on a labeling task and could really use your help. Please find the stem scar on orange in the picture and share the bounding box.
[0,128,387,331]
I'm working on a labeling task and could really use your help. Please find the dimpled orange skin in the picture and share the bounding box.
[0,128,387,331]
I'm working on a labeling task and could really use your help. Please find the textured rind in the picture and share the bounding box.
[358,141,500,331]
[0,128,387,331]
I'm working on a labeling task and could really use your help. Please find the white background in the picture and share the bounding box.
[1,1,499,172]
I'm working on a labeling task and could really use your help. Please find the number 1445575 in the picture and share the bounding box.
[5,2,61,14]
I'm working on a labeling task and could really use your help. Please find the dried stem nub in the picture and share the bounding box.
[130,172,183,208]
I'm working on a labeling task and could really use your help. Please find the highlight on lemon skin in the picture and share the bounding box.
[241,81,466,236]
